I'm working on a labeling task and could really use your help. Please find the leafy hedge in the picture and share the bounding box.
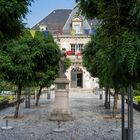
[7,95,14,102]
[0,95,24,110]
[0,95,14,102]
[0,95,14,110]
[134,96,140,104]
[0,96,4,101]
[133,90,140,96]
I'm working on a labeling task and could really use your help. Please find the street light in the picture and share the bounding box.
[121,85,133,140]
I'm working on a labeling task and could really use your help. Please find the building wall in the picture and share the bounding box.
[54,35,90,50]
[54,35,98,89]
[35,8,100,90]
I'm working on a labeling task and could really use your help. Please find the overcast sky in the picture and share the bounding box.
[24,0,76,28]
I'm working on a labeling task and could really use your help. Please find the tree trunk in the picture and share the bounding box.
[104,86,110,108]
[35,86,42,106]
[14,83,22,118]
[104,86,108,106]
[112,89,118,118]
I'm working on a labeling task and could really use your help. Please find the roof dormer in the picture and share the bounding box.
[39,23,47,31]
[71,17,83,34]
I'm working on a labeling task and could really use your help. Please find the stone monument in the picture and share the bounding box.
[49,49,73,121]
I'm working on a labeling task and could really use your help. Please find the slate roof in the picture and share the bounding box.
[32,8,99,35]
[32,9,72,34]
[63,7,91,35]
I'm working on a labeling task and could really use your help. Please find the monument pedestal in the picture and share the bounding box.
[49,77,73,121]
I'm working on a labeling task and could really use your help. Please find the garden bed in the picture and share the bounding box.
[0,97,25,110]
[8,97,24,107]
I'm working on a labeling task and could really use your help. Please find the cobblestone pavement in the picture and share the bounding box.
[0,90,140,140]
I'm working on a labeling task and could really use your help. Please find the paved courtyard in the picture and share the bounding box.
[0,90,140,140]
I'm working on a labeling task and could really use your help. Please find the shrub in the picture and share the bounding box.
[7,95,14,102]
[0,96,4,102]
[134,96,140,103]
[133,90,140,96]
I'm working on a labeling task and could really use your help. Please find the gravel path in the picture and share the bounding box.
[0,90,140,140]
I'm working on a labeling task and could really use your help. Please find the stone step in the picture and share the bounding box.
[70,88,93,93]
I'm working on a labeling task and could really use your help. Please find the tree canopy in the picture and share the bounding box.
[0,0,34,42]
[0,30,60,117]
[77,0,140,88]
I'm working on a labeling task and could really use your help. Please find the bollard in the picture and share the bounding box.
[47,88,51,100]
[99,94,102,100]
[6,119,8,128]
[58,121,60,129]
[1,119,13,130]
[124,128,128,140]
[116,120,118,128]
[53,121,64,132]
[125,128,133,140]
[99,89,103,100]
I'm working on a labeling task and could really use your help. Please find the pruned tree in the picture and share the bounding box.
[0,30,60,117]
[77,0,140,118]
[33,34,60,106]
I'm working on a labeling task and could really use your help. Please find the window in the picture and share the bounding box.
[71,44,83,53]
[73,24,81,34]
[78,44,83,52]
[39,24,47,31]
[72,17,83,34]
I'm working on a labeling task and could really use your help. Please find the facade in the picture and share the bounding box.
[33,7,99,89]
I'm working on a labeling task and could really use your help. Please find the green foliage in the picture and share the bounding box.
[133,83,140,96]
[0,78,16,91]
[0,0,34,42]
[78,0,140,89]
[7,95,14,102]
[77,0,140,34]
[0,95,14,102]
[64,58,72,71]
[0,29,60,116]
[29,31,60,88]
[0,96,4,102]
[133,90,140,96]
[134,96,140,103]
[76,0,98,19]
[0,30,60,90]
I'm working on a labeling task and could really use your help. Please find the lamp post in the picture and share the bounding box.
[121,85,133,140]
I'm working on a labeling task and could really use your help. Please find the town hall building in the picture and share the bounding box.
[33,7,99,89]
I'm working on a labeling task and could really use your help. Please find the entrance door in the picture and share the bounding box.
[77,73,82,87]
[71,67,83,88]
[71,72,77,88]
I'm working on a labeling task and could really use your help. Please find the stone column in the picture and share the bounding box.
[48,77,73,121]
[49,49,73,121]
